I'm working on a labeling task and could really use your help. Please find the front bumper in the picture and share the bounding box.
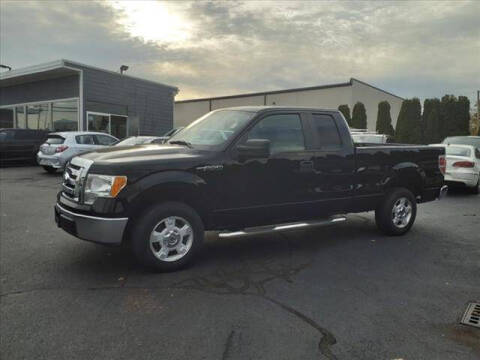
[55,203,128,245]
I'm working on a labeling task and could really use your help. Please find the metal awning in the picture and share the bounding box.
[0,60,79,87]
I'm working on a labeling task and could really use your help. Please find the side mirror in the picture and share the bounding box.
[237,139,270,160]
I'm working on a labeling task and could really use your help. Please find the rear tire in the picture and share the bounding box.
[42,166,57,174]
[131,202,204,271]
[375,188,417,236]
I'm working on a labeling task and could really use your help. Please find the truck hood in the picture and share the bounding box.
[79,144,200,163]
[76,144,211,179]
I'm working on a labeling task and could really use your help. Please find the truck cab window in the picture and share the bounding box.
[312,114,342,150]
[247,114,305,154]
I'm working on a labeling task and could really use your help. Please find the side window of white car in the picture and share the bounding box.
[76,135,95,145]
[95,135,117,146]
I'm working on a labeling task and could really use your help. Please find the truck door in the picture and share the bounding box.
[307,112,356,214]
[214,112,319,228]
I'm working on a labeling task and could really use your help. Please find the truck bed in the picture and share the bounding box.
[354,143,445,205]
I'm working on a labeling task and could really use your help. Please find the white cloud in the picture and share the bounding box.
[1,0,478,105]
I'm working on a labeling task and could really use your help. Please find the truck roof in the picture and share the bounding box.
[219,106,339,113]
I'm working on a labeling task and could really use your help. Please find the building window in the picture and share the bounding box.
[27,103,49,130]
[52,100,78,131]
[0,107,14,128]
[87,112,128,139]
[15,106,26,128]
[88,113,110,133]
[110,115,127,139]
[0,99,79,131]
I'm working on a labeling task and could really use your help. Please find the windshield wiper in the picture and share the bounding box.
[169,140,193,148]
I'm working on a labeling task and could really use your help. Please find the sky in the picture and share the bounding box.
[0,0,479,105]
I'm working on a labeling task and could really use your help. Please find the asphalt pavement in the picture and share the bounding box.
[1,165,479,360]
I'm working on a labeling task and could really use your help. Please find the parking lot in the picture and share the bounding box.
[0,165,479,360]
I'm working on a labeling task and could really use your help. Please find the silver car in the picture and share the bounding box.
[37,131,118,173]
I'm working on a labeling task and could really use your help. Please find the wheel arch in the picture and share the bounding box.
[126,171,212,231]
[384,162,426,198]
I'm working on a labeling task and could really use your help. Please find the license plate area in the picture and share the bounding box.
[55,209,77,236]
[39,159,53,166]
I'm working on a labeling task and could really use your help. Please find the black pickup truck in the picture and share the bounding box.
[55,107,447,270]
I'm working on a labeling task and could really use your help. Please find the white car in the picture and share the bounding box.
[37,132,118,173]
[430,143,480,194]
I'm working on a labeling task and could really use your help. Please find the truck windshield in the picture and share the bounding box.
[168,110,255,150]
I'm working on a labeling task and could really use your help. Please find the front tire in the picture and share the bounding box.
[42,166,57,174]
[375,188,417,236]
[131,202,204,271]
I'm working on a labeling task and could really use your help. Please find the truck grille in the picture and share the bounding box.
[61,157,93,203]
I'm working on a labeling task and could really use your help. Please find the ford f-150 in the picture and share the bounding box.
[55,107,447,271]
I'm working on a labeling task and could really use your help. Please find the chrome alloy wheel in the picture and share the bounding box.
[391,197,413,228]
[149,216,193,262]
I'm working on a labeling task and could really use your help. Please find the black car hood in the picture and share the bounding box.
[79,144,201,163]
[78,144,213,180]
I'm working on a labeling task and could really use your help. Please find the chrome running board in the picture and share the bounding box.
[218,215,346,238]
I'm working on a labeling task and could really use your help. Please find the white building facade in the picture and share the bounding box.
[174,78,403,131]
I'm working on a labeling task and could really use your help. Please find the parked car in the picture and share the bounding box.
[156,127,184,144]
[430,143,479,194]
[0,128,49,164]
[442,136,480,148]
[37,132,118,173]
[114,136,163,146]
[54,107,446,271]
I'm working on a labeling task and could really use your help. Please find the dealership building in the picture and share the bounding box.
[0,59,177,138]
[175,78,403,131]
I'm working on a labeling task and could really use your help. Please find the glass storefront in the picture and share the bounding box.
[52,101,78,131]
[27,103,49,130]
[16,106,26,128]
[1,100,127,138]
[110,115,127,139]
[88,112,127,139]
[0,99,78,131]
[88,113,109,133]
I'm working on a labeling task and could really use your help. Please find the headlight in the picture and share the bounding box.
[83,174,127,205]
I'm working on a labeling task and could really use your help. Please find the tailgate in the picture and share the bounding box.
[41,135,65,155]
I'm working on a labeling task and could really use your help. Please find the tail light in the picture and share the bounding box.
[438,155,446,175]
[453,161,474,168]
[55,145,69,153]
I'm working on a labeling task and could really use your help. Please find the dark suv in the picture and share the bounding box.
[0,128,49,164]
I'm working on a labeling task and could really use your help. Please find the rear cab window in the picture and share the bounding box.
[311,113,342,150]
